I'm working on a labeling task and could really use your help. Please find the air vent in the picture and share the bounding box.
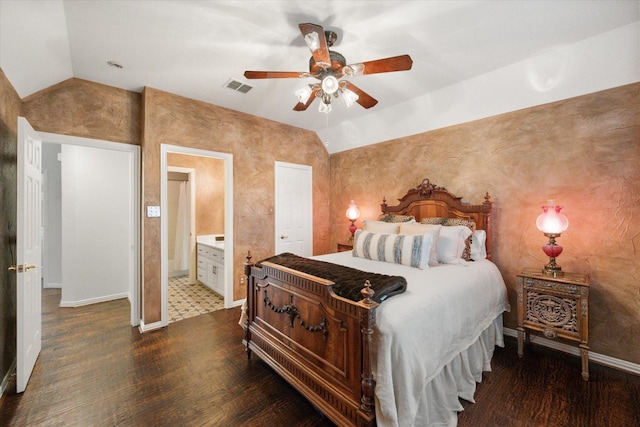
[224,78,253,94]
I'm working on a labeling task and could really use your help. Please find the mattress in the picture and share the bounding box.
[313,251,509,427]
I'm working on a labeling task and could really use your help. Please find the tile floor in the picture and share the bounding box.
[168,275,225,323]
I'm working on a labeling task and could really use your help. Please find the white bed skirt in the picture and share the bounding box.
[377,314,505,427]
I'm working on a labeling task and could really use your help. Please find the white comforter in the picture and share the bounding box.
[314,252,508,427]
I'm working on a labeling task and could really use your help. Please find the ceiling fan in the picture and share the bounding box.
[243,23,413,113]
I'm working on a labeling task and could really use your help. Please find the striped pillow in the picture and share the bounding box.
[352,230,432,269]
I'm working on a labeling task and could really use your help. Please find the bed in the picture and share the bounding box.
[242,179,508,427]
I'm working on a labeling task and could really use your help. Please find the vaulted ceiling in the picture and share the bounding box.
[1,1,638,153]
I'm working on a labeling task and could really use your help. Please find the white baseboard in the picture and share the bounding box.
[0,358,16,398]
[232,298,245,308]
[59,292,129,307]
[168,269,188,278]
[139,319,163,333]
[503,327,640,376]
[43,282,62,289]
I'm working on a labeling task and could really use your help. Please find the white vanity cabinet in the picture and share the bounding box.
[197,242,225,296]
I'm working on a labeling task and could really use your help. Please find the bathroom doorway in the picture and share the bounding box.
[166,163,224,323]
[160,144,233,327]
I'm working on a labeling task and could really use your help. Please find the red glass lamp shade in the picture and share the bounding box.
[346,200,360,241]
[536,199,569,276]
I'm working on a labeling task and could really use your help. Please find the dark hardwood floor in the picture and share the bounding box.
[1,289,639,426]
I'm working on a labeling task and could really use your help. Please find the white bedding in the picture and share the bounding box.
[313,251,508,427]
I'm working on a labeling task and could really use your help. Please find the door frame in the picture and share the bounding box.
[160,144,234,328]
[39,132,141,327]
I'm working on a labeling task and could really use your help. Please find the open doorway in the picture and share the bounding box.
[160,145,233,327]
[166,163,224,323]
[40,132,140,327]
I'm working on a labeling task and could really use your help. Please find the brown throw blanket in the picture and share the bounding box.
[257,253,407,303]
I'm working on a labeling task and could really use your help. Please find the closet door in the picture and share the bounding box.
[274,162,312,256]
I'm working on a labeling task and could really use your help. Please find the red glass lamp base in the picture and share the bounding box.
[542,233,564,276]
[348,220,357,242]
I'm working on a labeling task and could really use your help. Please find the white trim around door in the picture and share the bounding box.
[160,145,234,328]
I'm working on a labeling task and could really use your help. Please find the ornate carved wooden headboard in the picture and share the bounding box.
[381,178,493,259]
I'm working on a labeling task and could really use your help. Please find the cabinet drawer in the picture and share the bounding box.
[197,244,224,262]
[209,250,221,262]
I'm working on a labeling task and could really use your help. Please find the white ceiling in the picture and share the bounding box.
[1,1,638,153]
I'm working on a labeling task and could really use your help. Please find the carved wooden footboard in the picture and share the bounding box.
[244,254,378,427]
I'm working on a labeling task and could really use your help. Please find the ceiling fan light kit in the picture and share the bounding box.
[243,23,413,114]
[341,87,359,107]
[321,75,339,94]
[295,85,313,104]
[319,100,332,114]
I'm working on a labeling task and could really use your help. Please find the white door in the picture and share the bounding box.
[16,117,42,393]
[275,162,312,256]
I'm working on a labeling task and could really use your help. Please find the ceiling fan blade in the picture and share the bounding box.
[343,82,378,109]
[343,54,413,76]
[293,88,320,111]
[299,23,331,67]
[244,70,312,79]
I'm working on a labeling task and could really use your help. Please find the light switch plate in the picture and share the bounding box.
[147,206,160,217]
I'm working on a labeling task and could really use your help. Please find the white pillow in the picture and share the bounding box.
[438,225,473,265]
[362,220,400,234]
[398,223,442,266]
[470,229,487,260]
[352,230,432,269]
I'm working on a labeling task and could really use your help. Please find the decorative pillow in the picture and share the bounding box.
[470,230,487,260]
[437,225,473,265]
[397,222,442,266]
[352,230,432,269]
[420,217,447,225]
[362,220,401,234]
[442,218,476,230]
[377,214,416,223]
[442,218,476,261]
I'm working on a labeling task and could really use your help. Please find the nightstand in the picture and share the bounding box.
[337,242,353,252]
[516,268,590,380]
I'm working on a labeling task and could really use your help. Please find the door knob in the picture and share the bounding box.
[7,264,37,272]
[280,235,288,239]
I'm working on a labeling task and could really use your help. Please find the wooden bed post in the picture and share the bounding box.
[243,251,254,360]
[483,192,492,260]
[359,281,378,417]
[380,196,388,214]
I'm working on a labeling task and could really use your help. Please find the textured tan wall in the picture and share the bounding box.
[23,78,141,145]
[0,69,23,133]
[142,87,330,322]
[167,153,225,235]
[330,82,640,364]
[18,78,330,326]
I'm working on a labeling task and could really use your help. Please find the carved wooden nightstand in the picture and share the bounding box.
[337,242,353,252]
[516,268,590,380]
